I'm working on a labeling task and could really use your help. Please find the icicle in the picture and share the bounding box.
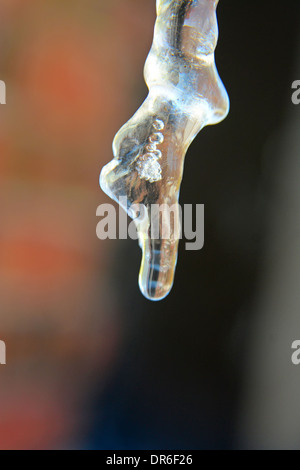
[100,0,229,301]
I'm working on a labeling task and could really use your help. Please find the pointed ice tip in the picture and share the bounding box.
[139,277,173,302]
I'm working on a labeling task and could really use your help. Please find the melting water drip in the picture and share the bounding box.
[100,0,229,301]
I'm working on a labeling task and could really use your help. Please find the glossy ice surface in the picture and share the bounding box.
[100,0,229,301]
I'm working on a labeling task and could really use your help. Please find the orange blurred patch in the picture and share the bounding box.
[0,391,72,450]
[19,29,103,136]
[0,239,91,282]
[0,0,35,22]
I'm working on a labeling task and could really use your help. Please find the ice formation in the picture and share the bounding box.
[100,0,229,301]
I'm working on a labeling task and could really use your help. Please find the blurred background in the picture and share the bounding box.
[0,0,300,450]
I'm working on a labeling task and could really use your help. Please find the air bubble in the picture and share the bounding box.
[149,132,164,145]
[153,119,165,131]
[152,150,162,159]
[146,143,157,152]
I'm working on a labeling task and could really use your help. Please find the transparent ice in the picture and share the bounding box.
[100,0,229,301]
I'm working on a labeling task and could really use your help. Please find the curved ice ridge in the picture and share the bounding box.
[100,0,229,301]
